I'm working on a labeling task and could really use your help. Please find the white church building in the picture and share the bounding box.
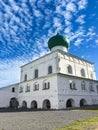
[0,33,98,109]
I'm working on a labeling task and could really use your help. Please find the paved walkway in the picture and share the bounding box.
[0,110,98,130]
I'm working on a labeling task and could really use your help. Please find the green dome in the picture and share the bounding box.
[48,33,70,50]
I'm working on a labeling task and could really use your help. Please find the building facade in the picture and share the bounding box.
[0,33,98,109]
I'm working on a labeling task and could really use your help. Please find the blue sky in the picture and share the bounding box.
[0,0,98,87]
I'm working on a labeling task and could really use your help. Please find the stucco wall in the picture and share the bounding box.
[0,84,19,108]
[18,75,58,109]
[57,74,98,109]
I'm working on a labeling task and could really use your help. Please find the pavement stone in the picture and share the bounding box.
[0,110,98,130]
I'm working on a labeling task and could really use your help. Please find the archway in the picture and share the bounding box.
[10,98,19,108]
[80,99,87,107]
[31,100,37,109]
[66,99,75,108]
[22,101,27,108]
[43,99,51,109]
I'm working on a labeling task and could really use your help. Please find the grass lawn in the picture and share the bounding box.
[56,110,98,130]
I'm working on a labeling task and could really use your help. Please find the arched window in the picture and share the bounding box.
[43,99,51,109]
[31,100,37,109]
[48,66,52,74]
[90,73,93,79]
[25,85,30,92]
[22,101,27,108]
[66,99,75,108]
[81,81,86,90]
[19,86,23,93]
[81,68,85,77]
[10,98,19,108]
[34,69,38,78]
[89,82,94,91]
[24,74,27,81]
[69,80,77,90]
[67,65,73,74]
[80,99,87,107]
[33,82,39,91]
[43,80,50,90]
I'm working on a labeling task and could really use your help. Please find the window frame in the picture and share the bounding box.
[19,86,23,93]
[43,81,50,90]
[69,80,77,90]
[34,69,38,78]
[81,68,85,77]
[48,66,52,74]
[67,65,73,74]
[33,83,39,91]
[81,81,86,90]
[12,87,15,93]
[89,82,94,91]
[25,85,30,92]
[24,74,27,81]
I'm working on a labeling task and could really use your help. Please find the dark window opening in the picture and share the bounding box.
[81,69,85,77]
[43,82,50,90]
[68,65,73,74]
[12,87,15,93]
[48,66,52,74]
[24,74,27,81]
[34,69,38,78]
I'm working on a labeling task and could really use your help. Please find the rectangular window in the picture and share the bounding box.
[25,85,30,92]
[89,83,94,91]
[19,86,23,93]
[24,74,27,81]
[43,82,50,90]
[69,82,77,90]
[12,87,15,93]
[97,85,98,93]
[33,84,39,91]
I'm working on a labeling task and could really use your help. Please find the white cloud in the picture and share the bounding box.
[78,0,88,10]
[76,15,86,24]
[64,11,72,20]
[74,38,83,46]
[95,39,98,45]
[0,59,29,87]
[53,17,62,28]
[64,26,72,34]
[69,26,85,41]
[66,2,77,12]
[86,27,96,42]
[33,9,43,17]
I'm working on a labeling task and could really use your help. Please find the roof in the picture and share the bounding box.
[48,33,70,50]
[21,49,93,68]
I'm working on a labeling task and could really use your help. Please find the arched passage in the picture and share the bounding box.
[31,100,37,109]
[22,101,27,108]
[80,99,87,107]
[43,99,51,109]
[66,99,75,108]
[10,98,19,108]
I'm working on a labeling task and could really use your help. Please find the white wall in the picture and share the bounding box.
[0,84,19,108]
[18,75,58,109]
[57,51,96,80]
[20,51,58,82]
[57,74,98,109]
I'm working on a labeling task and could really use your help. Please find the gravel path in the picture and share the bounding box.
[0,110,98,130]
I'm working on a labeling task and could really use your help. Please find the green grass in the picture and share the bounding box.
[56,116,98,130]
